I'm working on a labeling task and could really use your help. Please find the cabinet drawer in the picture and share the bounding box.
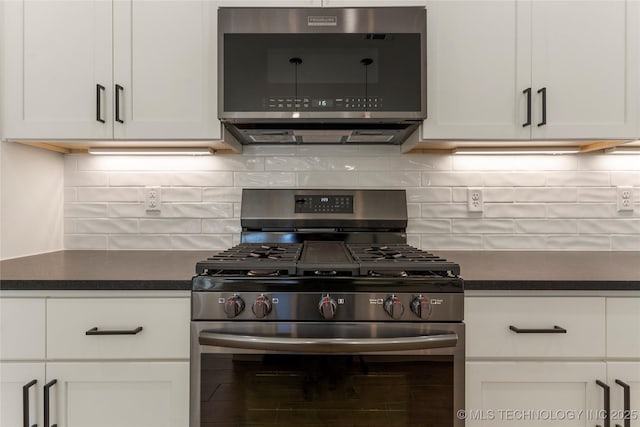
[607,298,640,358]
[47,298,189,360]
[465,297,605,358]
[0,298,45,360]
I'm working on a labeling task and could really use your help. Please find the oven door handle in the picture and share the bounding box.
[199,331,458,353]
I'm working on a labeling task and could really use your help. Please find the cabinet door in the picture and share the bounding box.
[113,0,220,139]
[218,0,321,5]
[0,298,45,360]
[608,363,640,427]
[531,0,639,139]
[46,362,189,427]
[607,298,640,358]
[2,0,112,139]
[467,362,607,427]
[0,363,45,427]
[422,0,532,140]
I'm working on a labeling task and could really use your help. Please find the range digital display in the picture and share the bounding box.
[295,195,354,213]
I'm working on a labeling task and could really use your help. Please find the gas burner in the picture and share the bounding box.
[365,245,390,252]
[259,245,287,252]
[372,251,404,260]
[247,269,280,277]
[369,270,408,278]
[248,251,281,260]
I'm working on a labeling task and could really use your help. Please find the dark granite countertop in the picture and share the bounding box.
[1,250,640,291]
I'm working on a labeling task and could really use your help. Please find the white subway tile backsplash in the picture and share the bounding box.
[170,235,233,250]
[74,219,138,234]
[160,188,202,202]
[578,219,640,234]
[546,235,611,250]
[406,188,452,203]
[547,203,617,218]
[203,187,243,202]
[297,172,357,187]
[77,187,142,202]
[546,172,610,187]
[63,152,640,251]
[453,155,576,171]
[422,172,483,187]
[234,172,296,187]
[406,220,451,234]
[65,203,108,218]
[484,203,547,218]
[202,219,242,234]
[421,235,483,250]
[108,235,173,250]
[513,187,577,203]
[139,219,201,234]
[612,235,640,250]
[515,219,578,234]
[483,173,546,187]
[577,187,616,202]
[453,219,514,234]
[65,235,108,250]
[483,235,547,250]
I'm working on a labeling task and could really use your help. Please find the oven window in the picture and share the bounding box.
[223,34,422,112]
[201,354,453,427]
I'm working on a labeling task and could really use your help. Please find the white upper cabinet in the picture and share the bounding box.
[3,0,221,141]
[530,0,639,139]
[113,0,219,139]
[422,0,639,140]
[3,0,113,140]
[422,0,531,140]
[218,0,321,5]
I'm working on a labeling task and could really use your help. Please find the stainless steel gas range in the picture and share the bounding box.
[191,189,464,427]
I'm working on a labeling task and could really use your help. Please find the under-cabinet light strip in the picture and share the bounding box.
[452,147,581,155]
[87,147,215,156]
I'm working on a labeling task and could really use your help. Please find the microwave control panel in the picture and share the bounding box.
[264,97,382,110]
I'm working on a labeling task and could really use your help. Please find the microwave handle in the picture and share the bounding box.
[199,331,458,353]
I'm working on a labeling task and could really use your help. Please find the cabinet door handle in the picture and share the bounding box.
[509,325,567,334]
[23,379,37,427]
[596,380,610,427]
[615,379,631,427]
[522,87,532,127]
[96,84,105,123]
[537,87,547,126]
[85,326,143,335]
[115,84,124,123]
[44,379,57,427]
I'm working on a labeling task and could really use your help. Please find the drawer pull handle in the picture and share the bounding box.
[615,379,631,427]
[509,325,567,334]
[85,326,143,336]
[596,380,611,427]
[44,379,57,427]
[23,379,37,427]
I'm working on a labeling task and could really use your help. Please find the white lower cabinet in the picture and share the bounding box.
[0,363,45,427]
[608,363,640,427]
[46,362,189,427]
[0,295,190,427]
[467,361,607,427]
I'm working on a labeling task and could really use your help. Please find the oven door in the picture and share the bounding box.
[191,322,464,427]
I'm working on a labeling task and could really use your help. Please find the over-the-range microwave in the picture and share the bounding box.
[218,7,427,145]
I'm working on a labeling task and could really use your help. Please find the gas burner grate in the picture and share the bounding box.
[347,243,461,277]
[195,243,302,275]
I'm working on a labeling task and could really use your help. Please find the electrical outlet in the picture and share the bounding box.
[467,188,484,212]
[617,186,634,212]
[145,187,161,212]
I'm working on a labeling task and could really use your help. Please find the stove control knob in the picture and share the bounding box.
[410,295,431,319]
[252,294,272,318]
[224,294,245,318]
[318,294,337,320]
[383,295,405,320]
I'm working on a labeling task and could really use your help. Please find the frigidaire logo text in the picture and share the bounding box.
[307,16,338,26]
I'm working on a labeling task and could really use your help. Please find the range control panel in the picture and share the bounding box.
[264,97,382,110]
[295,195,354,213]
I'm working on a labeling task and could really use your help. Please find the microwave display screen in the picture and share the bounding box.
[223,33,421,113]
